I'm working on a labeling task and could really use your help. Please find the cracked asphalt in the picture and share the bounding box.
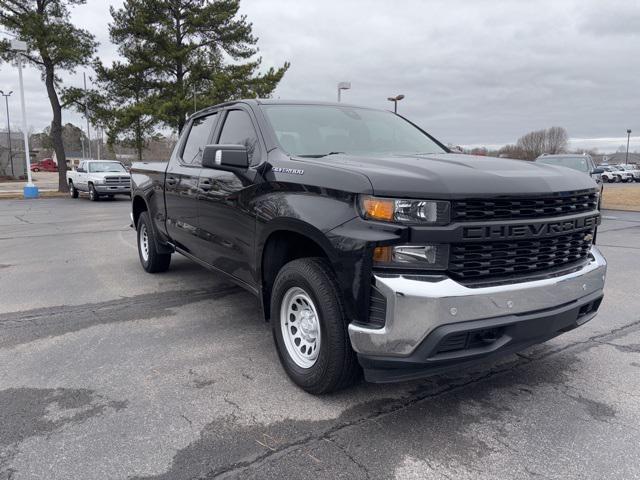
[1,198,639,479]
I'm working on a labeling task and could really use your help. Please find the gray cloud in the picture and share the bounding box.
[0,0,638,153]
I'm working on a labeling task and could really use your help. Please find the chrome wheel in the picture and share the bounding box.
[280,287,321,368]
[139,223,149,262]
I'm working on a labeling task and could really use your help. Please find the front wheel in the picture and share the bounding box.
[137,211,171,273]
[271,257,360,394]
[69,182,79,198]
[89,184,99,201]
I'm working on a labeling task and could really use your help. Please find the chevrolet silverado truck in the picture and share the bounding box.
[130,100,607,394]
[67,160,131,200]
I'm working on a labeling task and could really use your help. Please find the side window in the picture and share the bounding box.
[218,110,260,164]
[181,113,218,165]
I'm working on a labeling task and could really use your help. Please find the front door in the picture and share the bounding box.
[196,108,261,288]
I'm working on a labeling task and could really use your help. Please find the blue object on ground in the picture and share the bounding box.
[23,185,39,198]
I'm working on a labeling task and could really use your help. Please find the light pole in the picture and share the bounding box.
[10,39,38,198]
[337,81,351,102]
[387,94,405,113]
[626,129,632,165]
[0,90,14,177]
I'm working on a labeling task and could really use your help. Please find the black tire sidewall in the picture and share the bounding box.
[89,184,99,201]
[137,213,152,271]
[271,258,353,393]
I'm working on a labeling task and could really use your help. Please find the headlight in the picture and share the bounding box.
[94,177,104,184]
[373,244,449,270]
[360,195,450,225]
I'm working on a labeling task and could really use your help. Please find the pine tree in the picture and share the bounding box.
[110,0,290,134]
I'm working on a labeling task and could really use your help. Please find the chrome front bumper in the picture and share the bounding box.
[95,185,131,193]
[349,246,607,357]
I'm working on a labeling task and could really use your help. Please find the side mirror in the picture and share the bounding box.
[592,167,604,174]
[202,144,249,170]
[76,168,84,173]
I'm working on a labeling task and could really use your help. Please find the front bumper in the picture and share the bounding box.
[349,246,607,382]
[95,184,131,193]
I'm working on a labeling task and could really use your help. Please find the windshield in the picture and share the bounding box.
[88,162,127,173]
[536,156,590,173]
[263,105,446,157]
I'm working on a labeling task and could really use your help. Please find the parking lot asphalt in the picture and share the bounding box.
[1,198,639,480]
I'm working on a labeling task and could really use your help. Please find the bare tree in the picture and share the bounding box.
[516,129,547,160]
[544,126,568,154]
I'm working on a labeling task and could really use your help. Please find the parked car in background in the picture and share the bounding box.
[600,166,632,183]
[535,154,603,186]
[66,160,131,200]
[617,164,640,182]
[30,158,58,172]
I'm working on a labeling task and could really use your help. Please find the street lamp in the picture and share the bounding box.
[387,94,405,113]
[10,39,38,198]
[626,129,632,165]
[0,90,14,177]
[337,81,351,102]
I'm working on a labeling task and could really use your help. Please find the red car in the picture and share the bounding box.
[31,159,58,172]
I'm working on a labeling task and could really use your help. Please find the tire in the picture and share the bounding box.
[89,183,99,201]
[137,211,171,273]
[69,181,79,198]
[271,257,360,394]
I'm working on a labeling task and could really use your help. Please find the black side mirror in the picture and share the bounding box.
[592,167,604,174]
[202,144,249,170]
[77,168,84,173]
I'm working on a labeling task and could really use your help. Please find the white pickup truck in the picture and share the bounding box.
[66,160,131,201]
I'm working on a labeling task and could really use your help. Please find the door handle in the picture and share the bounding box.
[166,176,177,186]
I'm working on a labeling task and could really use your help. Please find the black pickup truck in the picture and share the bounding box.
[130,100,607,394]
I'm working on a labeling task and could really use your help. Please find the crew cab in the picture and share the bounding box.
[130,100,607,394]
[66,160,131,200]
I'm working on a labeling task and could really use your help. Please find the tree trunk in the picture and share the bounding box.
[43,60,68,192]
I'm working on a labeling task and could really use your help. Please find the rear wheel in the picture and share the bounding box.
[271,257,360,394]
[137,211,171,273]
[68,181,79,199]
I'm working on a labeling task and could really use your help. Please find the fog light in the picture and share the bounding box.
[374,244,449,270]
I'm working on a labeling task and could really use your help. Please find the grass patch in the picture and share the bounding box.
[602,185,640,211]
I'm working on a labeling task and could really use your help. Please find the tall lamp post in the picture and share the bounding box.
[626,129,632,165]
[387,94,405,113]
[337,81,351,102]
[0,90,14,177]
[10,40,38,198]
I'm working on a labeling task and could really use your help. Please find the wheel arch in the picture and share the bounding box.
[258,219,337,322]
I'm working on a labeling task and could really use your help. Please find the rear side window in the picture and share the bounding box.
[218,110,260,164]
[181,113,218,165]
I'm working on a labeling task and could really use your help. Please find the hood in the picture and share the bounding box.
[89,171,130,177]
[298,153,598,198]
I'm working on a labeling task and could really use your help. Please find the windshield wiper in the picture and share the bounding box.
[298,152,345,158]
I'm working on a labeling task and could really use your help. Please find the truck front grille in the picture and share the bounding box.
[104,176,131,185]
[452,191,598,222]
[449,230,594,281]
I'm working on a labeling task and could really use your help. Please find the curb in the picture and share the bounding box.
[0,191,67,200]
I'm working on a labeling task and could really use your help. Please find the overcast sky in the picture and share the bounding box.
[1,0,639,152]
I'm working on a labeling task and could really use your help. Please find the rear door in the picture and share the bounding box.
[164,112,219,253]
[195,107,262,288]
